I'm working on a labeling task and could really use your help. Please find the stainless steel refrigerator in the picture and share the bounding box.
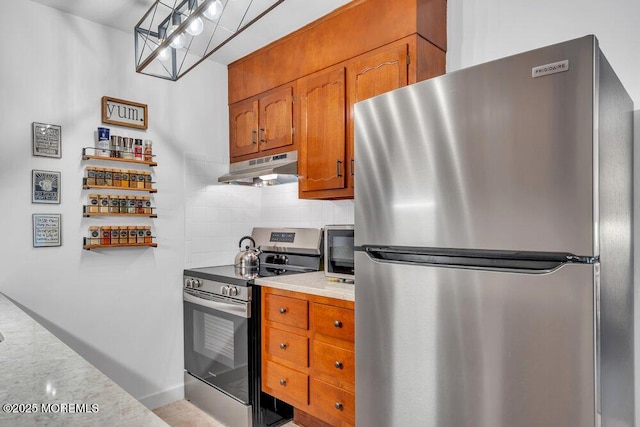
[354,35,633,427]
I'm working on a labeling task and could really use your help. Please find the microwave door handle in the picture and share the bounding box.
[183,291,250,318]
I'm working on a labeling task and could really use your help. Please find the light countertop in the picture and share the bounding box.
[255,271,355,301]
[0,292,167,426]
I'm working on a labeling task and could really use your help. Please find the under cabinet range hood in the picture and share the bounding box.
[218,151,298,186]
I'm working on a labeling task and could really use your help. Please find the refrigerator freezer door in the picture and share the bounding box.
[355,252,596,427]
[354,36,596,256]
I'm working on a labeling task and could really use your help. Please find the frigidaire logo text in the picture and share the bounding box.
[532,60,569,78]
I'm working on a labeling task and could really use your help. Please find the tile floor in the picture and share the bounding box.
[153,400,297,427]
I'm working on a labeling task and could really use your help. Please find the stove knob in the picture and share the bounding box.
[185,278,193,288]
[193,279,201,288]
[230,287,238,297]
[221,285,230,296]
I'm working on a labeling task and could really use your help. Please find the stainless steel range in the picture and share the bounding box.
[183,227,323,427]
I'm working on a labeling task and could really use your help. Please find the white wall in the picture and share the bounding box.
[0,1,228,408]
[448,0,640,422]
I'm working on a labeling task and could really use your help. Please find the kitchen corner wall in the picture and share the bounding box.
[183,155,354,269]
[0,1,228,410]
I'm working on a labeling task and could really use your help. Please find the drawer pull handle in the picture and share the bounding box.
[279,379,287,386]
[279,308,287,314]
[335,402,343,411]
[334,320,343,328]
[334,361,343,369]
[279,343,287,350]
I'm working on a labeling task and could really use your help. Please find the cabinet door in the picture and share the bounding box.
[259,85,294,152]
[229,99,259,159]
[298,66,347,193]
[347,43,409,188]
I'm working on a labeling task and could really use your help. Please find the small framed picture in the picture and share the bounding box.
[33,213,62,247]
[32,170,61,204]
[32,122,62,158]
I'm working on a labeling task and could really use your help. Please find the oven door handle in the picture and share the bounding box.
[183,291,250,319]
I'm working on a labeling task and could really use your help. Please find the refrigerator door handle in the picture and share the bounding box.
[360,245,595,274]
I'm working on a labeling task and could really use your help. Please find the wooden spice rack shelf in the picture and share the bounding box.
[83,184,157,193]
[83,243,158,250]
[82,147,157,166]
[82,212,158,218]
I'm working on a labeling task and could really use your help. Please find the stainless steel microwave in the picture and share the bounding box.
[324,225,355,281]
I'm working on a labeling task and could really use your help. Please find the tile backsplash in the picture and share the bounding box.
[184,153,354,268]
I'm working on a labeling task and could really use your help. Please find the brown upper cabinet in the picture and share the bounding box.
[229,84,295,161]
[227,0,447,198]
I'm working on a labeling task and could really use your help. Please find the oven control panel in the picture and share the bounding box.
[184,276,251,302]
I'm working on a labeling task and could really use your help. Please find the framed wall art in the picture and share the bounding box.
[32,169,61,204]
[32,122,62,158]
[102,96,148,130]
[33,213,62,247]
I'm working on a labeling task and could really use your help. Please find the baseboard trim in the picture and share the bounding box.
[139,384,184,410]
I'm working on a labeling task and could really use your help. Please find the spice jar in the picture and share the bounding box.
[128,226,137,244]
[119,227,128,245]
[98,194,109,213]
[122,138,134,160]
[144,171,152,189]
[104,168,113,187]
[130,171,138,188]
[111,227,119,244]
[136,226,145,244]
[109,194,120,213]
[112,170,122,187]
[121,170,130,188]
[89,226,100,246]
[86,167,97,186]
[136,197,144,214]
[97,127,110,157]
[119,196,127,213]
[110,135,119,158]
[144,140,153,162]
[143,196,152,215]
[101,226,111,245]
[137,172,145,189]
[127,196,136,214]
[134,139,143,161]
[144,226,153,244]
[96,168,105,186]
[88,194,99,213]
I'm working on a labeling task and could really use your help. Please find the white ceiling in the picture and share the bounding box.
[29,0,352,64]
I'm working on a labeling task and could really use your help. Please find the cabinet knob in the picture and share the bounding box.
[335,402,343,411]
[279,379,287,386]
[334,361,343,369]
[336,159,343,177]
[333,320,342,328]
[251,130,257,145]
[259,128,266,143]
[279,342,287,350]
[279,307,287,314]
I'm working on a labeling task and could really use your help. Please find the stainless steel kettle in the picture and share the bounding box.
[235,236,261,271]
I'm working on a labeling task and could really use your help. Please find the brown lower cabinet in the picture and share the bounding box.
[262,287,355,426]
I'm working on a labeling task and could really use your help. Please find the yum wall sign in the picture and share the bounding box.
[101,96,148,130]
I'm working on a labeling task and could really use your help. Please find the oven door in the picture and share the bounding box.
[184,289,251,404]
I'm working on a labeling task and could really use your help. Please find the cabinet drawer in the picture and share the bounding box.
[313,340,355,384]
[263,360,309,407]
[313,303,354,342]
[310,378,355,425]
[265,294,309,330]
[265,327,309,367]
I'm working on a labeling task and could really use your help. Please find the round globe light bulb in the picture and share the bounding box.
[167,25,185,49]
[203,0,223,21]
[158,47,171,62]
[186,16,204,36]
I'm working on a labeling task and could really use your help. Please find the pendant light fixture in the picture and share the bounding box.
[135,0,285,81]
